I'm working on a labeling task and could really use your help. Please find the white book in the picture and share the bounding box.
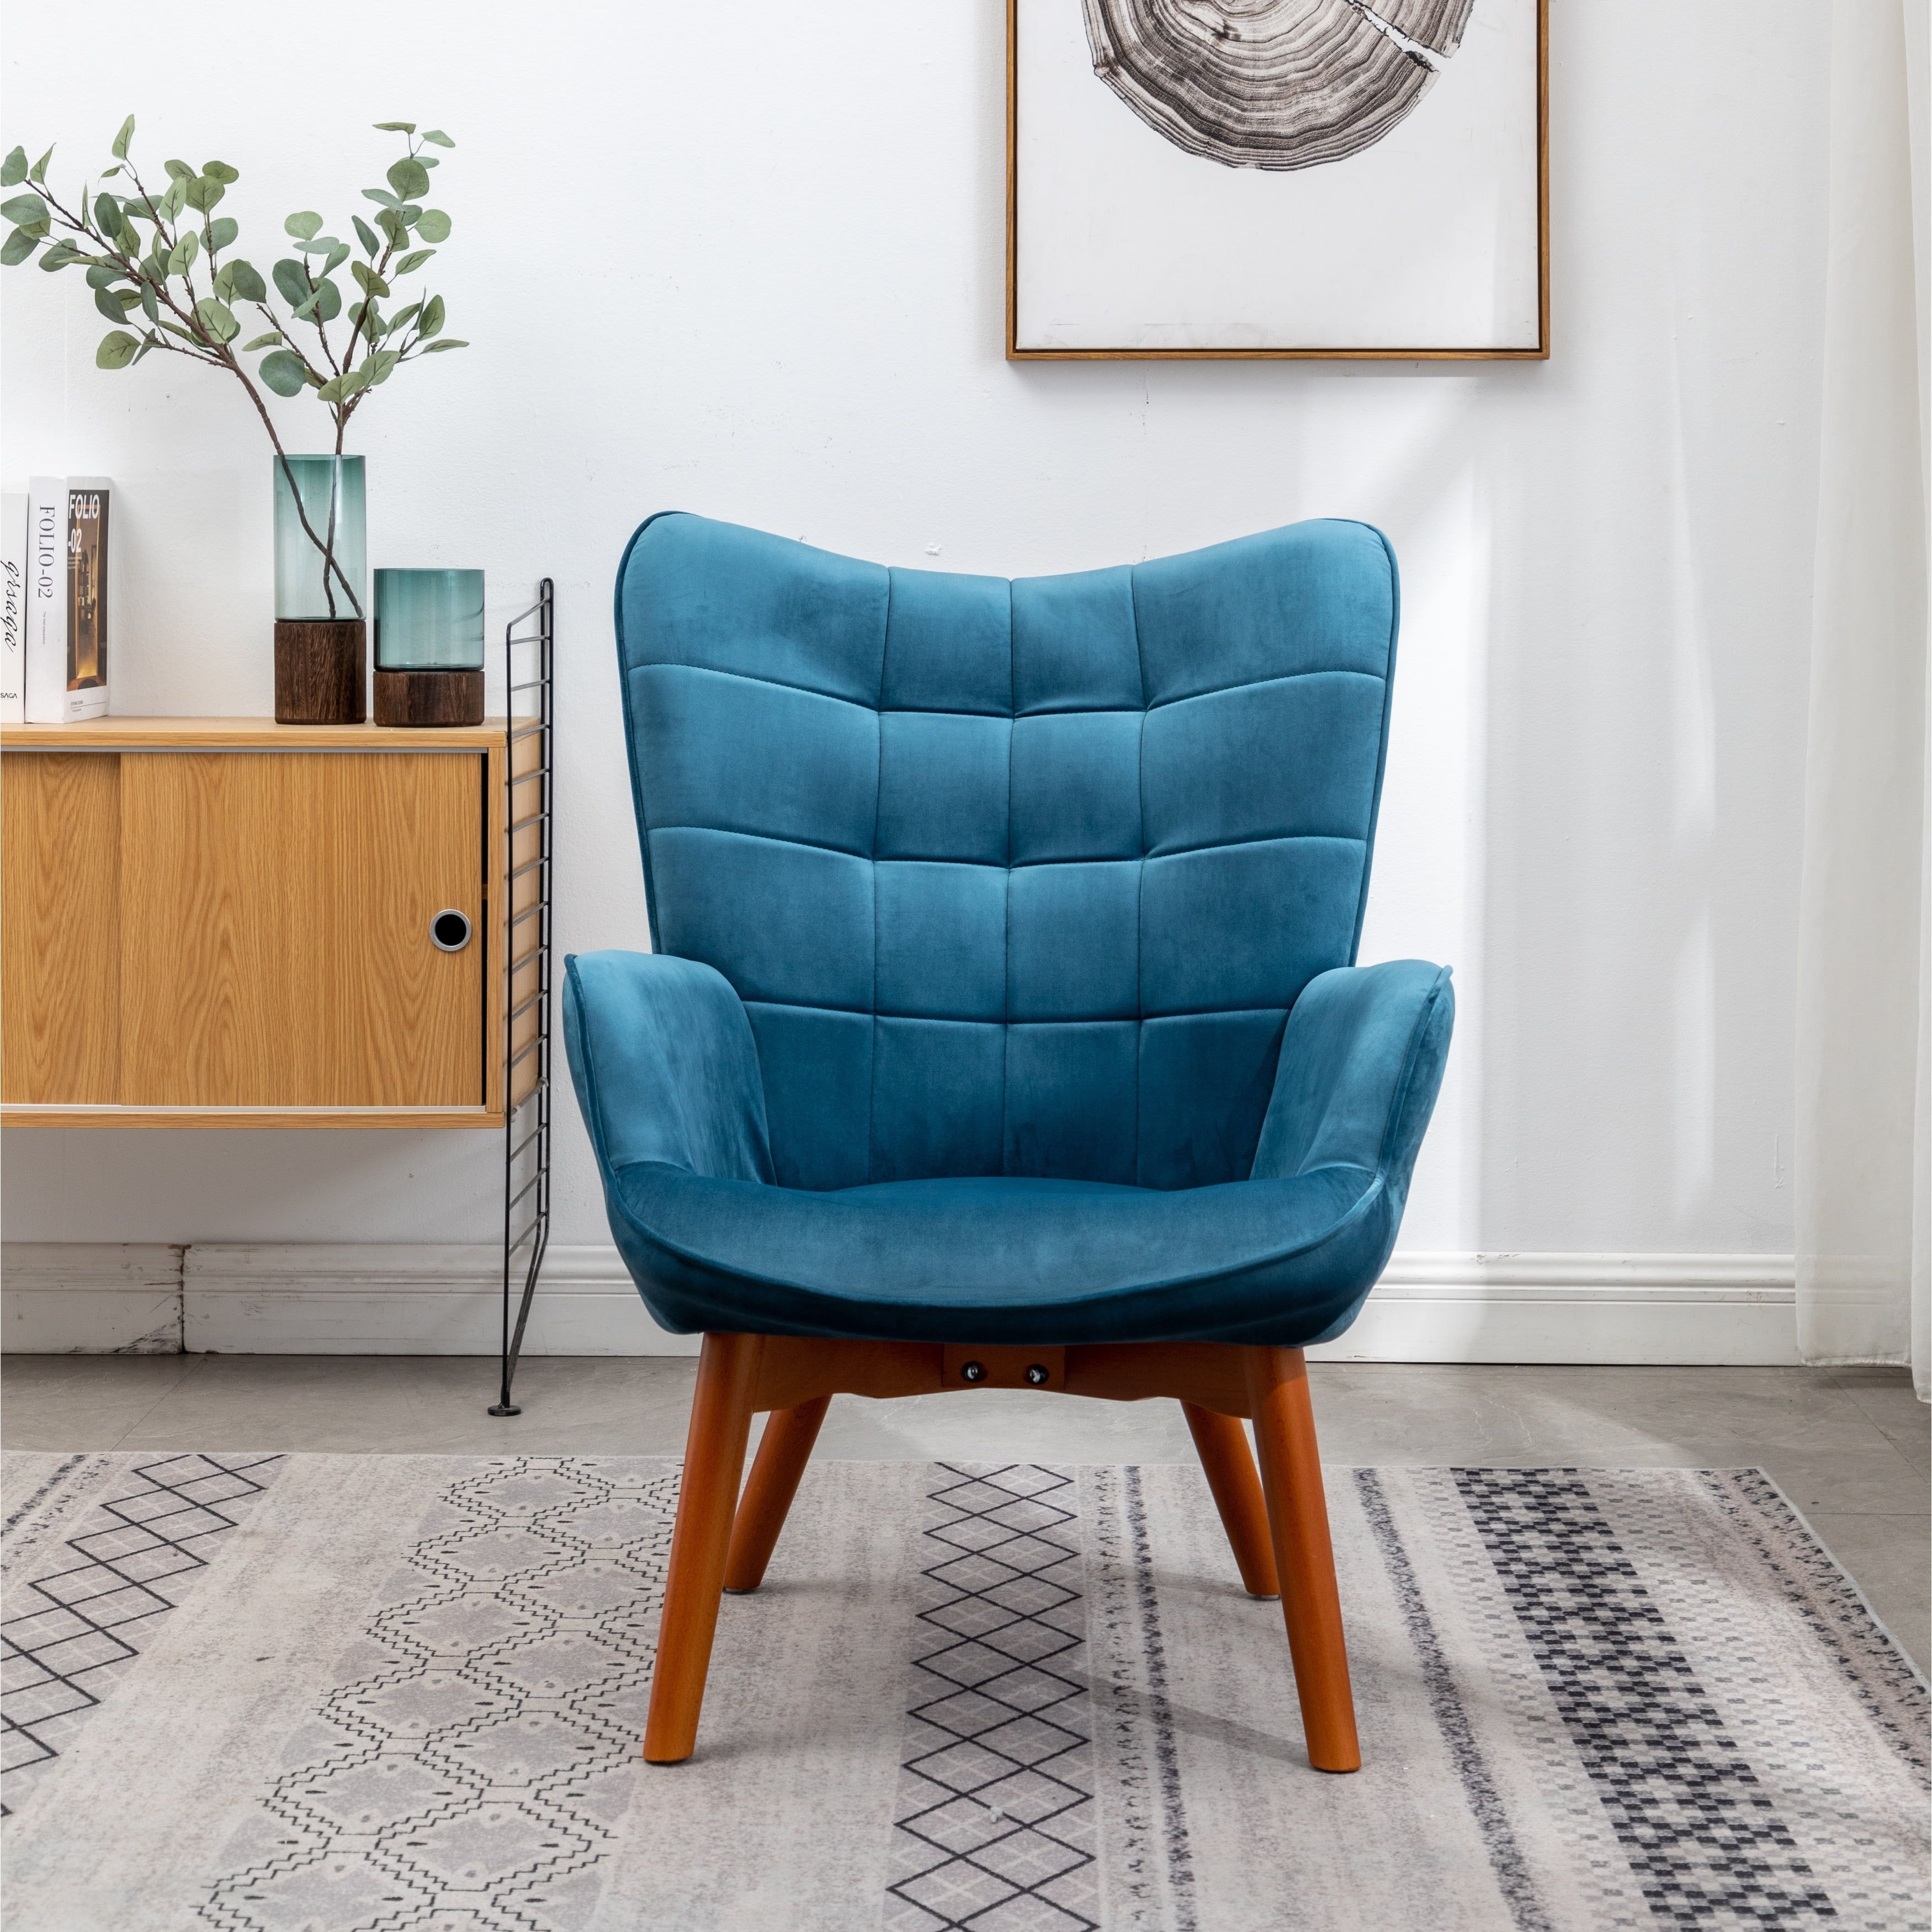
[0,490,24,724]
[24,476,111,723]
[24,476,67,723]
[63,477,110,721]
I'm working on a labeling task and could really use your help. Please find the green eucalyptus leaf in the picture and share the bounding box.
[352,214,380,258]
[28,146,51,184]
[212,262,235,300]
[225,257,266,302]
[365,347,400,385]
[375,208,407,248]
[184,175,224,211]
[284,210,323,241]
[86,261,123,288]
[195,295,238,342]
[321,242,348,275]
[393,247,434,275]
[160,177,186,220]
[299,233,341,255]
[0,146,26,186]
[386,157,429,200]
[95,328,140,369]
[163,158,194,182]
[0,192,47,225]
[131,332,156,365]
[417,155,438,168]
[94,284,130,323]
[40,245,83,272]
[208,215,237,251]
[257,347,307,396]
[167,230,198,274]
[421,338,467,352]
[419,293,444,337]
[350,259,389,298]
[139,283,158,322]
[289,277,342,325]
[1,227,39,267]
[100,164,122,178]
[80,186,91,226]
[362,188,401,210]
[272,257,310,306]
[203,160,238,183]
[314,369,369,404]
[373,121,416,133]
[111,116,135,160]
[413,208,450,243]
[420,130,455,148]
[94,190,122,235]
[156,317,199,342]
[388,300,420,332]
[241,330,282,351]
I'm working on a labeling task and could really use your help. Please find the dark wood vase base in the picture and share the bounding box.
[275,619,367,724]
[374,667,486,728]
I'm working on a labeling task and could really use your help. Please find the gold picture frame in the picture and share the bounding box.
[1006,0,1549,362]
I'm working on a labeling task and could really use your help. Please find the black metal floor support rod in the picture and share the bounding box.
[492,577,555,1417]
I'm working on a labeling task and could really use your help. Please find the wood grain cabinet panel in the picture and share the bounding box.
[119,753,484,1107]
[1,755,123,1103]
[2,720,508,1126]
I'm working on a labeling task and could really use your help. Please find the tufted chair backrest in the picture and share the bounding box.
[614,513,1399,1192]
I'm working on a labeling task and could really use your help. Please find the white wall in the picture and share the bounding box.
[1,4,1829,1342]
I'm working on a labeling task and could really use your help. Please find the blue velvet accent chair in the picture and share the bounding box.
[569,512,1453,1767]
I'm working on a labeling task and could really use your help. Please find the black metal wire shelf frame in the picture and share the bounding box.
[491,578,554,1416]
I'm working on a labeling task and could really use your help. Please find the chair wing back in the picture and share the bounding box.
[614,513,1400,1192]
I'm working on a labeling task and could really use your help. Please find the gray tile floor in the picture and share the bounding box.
[4,1355,1925,1670]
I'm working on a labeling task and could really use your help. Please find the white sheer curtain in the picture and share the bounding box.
[1795,0,1931,1398]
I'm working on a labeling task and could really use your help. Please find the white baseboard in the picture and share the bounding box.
[1,1245,185,1354]
[1,1242,1800,1365]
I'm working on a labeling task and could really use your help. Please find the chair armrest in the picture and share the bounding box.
[1250,960,1454,1191]
[564,951,772,1183]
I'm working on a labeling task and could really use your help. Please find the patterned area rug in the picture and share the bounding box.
[1,1451,1924,1931]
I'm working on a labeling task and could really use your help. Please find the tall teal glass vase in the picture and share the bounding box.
[272,454,367,724]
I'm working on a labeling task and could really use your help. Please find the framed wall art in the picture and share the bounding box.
[1006,0,1548,360]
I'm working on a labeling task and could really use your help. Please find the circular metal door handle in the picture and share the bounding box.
[430,908,473,952]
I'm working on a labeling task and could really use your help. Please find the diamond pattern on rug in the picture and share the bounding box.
[1457,1469,1843,1928]
[198,1456,677,1932]
[2,1453,283,1818]
[886,1464,1099,1932]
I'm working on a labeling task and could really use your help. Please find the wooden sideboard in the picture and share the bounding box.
[1,716,541,1128]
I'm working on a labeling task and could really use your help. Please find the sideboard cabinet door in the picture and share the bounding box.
[118,752,485,1107]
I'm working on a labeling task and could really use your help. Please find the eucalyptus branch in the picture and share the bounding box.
[0,113,469,615]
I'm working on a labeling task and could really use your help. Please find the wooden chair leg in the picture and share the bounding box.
[1244,1345,1361,1773]
[723,1395,831,1594]
[1181,1402,1281,1598]
[643,1331,761,1765]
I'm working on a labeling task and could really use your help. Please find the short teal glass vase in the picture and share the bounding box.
[272,454,367,724]
[374,569,485,671]
[372,569,486,728]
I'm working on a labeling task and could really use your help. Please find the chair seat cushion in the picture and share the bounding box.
[602,1163,1402,1347]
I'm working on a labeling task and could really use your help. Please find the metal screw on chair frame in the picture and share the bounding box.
[960,1361,986,1383]
[1025,1363,1050,1386]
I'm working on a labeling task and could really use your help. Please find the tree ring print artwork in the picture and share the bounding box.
[1083,0,1476,172]
[1010,0,1546,357]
